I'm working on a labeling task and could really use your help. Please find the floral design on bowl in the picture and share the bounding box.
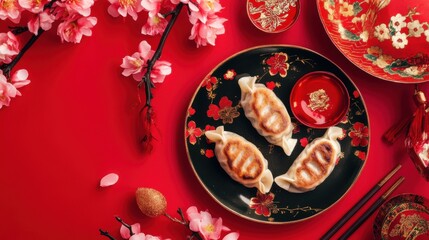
[247,0,300,33]
[373,194,429,240]
[317,0,429,83]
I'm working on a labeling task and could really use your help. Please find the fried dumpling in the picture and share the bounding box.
[238,75,297,156]
[205,126,273,193]
[274,126,343,193]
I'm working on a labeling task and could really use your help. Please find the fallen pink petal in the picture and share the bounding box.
[100,173,119,187]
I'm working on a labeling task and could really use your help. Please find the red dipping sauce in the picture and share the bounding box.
[290,71,350,128]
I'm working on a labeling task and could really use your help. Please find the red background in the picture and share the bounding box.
[1,0,429,239]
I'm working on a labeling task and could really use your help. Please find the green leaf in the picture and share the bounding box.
[364,54,377,61]
[339,26,361,41]
[352,2,362,16]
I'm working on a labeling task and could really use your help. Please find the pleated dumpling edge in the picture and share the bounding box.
[238,75,297,156]
[205,126,274,193]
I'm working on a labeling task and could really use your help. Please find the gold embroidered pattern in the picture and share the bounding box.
[308,89,330,112]
[248,0,298,32]
[389,214,429,238]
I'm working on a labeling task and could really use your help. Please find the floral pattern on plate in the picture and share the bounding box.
[317,0,429,83]
[185,45,369,223]
[247,0,299,33]
[373,194,429,240]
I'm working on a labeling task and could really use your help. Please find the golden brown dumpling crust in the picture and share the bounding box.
[250,89,289,135]
[295,142,334,188]
[224,139,263,180]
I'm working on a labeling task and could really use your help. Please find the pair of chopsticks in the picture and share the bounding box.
[321,164,404,240]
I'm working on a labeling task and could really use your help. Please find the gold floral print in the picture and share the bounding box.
[218,106,240,124]
[308,89,330,112]
[389,214,429,238]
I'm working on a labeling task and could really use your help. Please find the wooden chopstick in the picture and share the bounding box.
[338,176,404,239]
[321,164,402,240]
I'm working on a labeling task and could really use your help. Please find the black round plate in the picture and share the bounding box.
[184,45,369,223]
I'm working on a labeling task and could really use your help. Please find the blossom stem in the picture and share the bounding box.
[115,216,134,235]
[1,0,57,78]
[139,2,184,107]
[164,211,187,225]
[165,209,204,240]
[189,232,204,240]
[8,26,29,35]
[99,229,117,240]
[1,29,44,78]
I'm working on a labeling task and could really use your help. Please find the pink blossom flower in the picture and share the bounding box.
[189,13,226,48]
[121,40,171,83]
[141,13,168,36]
[121,52,145,80]
[129,233,146,240]
[141,0,176,17]
[221,233,239,240]
[0,31,19,64]
[186,0,223,23]
[27,10,56,35]
[140,0,162,17]
[0,70,28,109]
[59,0,94,17]
[0,0,22,23]
[120,223,141,239]
[10,69,30,90]
[119,223,162,240]
[18,0,48,13]
[57,15,97,43]
[186,206,239,240]
[107,0,143,20]
[151,60,171,83]
[139,235,161,240]
[0,76,17,108]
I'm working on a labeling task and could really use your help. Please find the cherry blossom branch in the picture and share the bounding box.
[1,29,44,78]
[189,233,204,240]
[99,229,116,240]
[164,208,203,240]
[139,2,184,107]
[115,216,134,235]
[9,26,29,35]
[164,208,187,225]
[1,0,57,78]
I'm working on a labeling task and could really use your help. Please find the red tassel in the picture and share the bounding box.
[384,87,429,180]
[138,105,157,153]
[382,115,412,144]
[405,91,428,149]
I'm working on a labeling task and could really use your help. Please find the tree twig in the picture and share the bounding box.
[99,229,116,240]
[1,0,58,78]
[1,29,44,78]
[139,2,184,107]
[115,216,134,235]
